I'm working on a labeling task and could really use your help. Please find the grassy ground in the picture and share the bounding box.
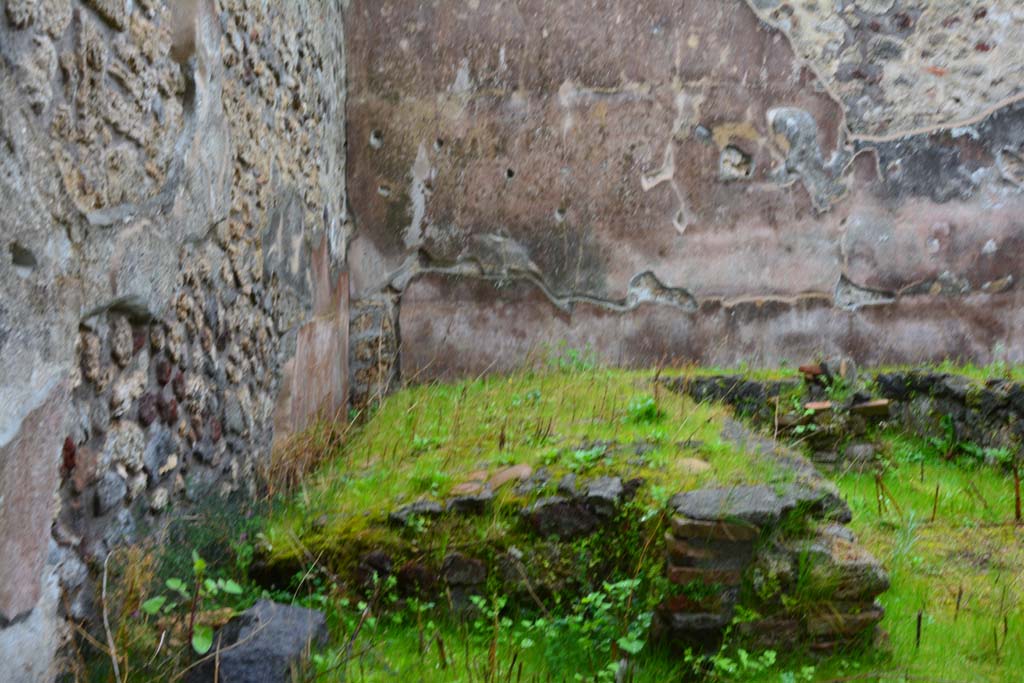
[262,365,790,571]
[87,362,1024,682]
[288,431,1024,683]
[874,360,1024,384]
[830,438,1024,682]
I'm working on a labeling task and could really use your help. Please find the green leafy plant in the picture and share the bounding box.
[626,396,664,424]
[512,388,543,407]
[140,550,245,655]
[549,341,598,373]
[569,445,609,472]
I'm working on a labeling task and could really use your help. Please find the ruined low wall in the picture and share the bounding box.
[671,368,1024,469]
[0,2,348,679]
[343,0,1024,382]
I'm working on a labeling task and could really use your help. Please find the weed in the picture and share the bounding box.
[625,395,664,424]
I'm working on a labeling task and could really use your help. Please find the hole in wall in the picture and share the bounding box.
[505,168,515,180]
[369,129,384,149]
[719,145,753,181]
[9,242,37,276]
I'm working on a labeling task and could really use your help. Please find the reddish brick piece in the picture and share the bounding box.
[670,516,760,542]
[850,399,890,417]
[667,565,743,587]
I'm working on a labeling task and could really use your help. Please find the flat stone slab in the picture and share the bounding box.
[670,481,851,528]
[521,496,600,539]
[584,476,623,517]
[446,490,493,514]
[388,500,443,526]
[669,485,789,527]
[850,399,891,417]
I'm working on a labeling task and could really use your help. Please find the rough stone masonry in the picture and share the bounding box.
[0,1,348,680]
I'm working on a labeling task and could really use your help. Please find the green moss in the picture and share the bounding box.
[660,364,798,382]
[875,359,1024,384]
[262,367,791,571]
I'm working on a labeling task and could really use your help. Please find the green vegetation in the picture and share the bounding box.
[261,365,786,572]
[80,358,1024,682]
[876,358,1024,384]
[835,436,1024,682]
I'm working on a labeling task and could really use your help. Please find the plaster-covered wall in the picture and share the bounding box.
[344,0,1024,381]
[0,1,348,679]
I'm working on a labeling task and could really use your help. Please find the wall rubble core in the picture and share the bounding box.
[0,1,348,680]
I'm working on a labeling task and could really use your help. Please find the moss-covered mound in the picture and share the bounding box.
[260,369,808,574]
[257,366,884,655]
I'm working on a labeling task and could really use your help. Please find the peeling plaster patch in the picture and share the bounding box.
[0,370,62,449]
[868,136,979,203]
[558,80,577,139]
[672,90,703,137]
[720,145,754,181]
[450,58,473,95]
[462,234,543,280]
[392,240,698,316]
[404,143,432,248]
[640,144,694,234]
[640,144,675,192]
[834,275,895,311]
[997,148,1024,186]
[625,271,697,311]
[767,107,850,212]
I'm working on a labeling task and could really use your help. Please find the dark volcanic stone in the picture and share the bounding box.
[172,371,187,401]
[94,470,127,516]
[622,477,645,500]
[142,427,175,479]
[669,483,851,528]
[185,600,328,683]
[521,496,600,539]
[669,485,789,527]
[584,476,623,517]
[665,376,798,419]
[388,500,443,526]
[556,473,578,497]
[396,560,436,598]
[445,490,493,514]
[360,550,392,574]
[441,552,487,586]
[138,393,159,427]
[874,372,911,400]
[156,358,173,385]
[514,466,551,495]
[158,395,178,425]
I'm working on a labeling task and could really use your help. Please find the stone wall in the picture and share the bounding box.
[344,0,1024,378]
[669,367,1024,468]
[0,1,348,680]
